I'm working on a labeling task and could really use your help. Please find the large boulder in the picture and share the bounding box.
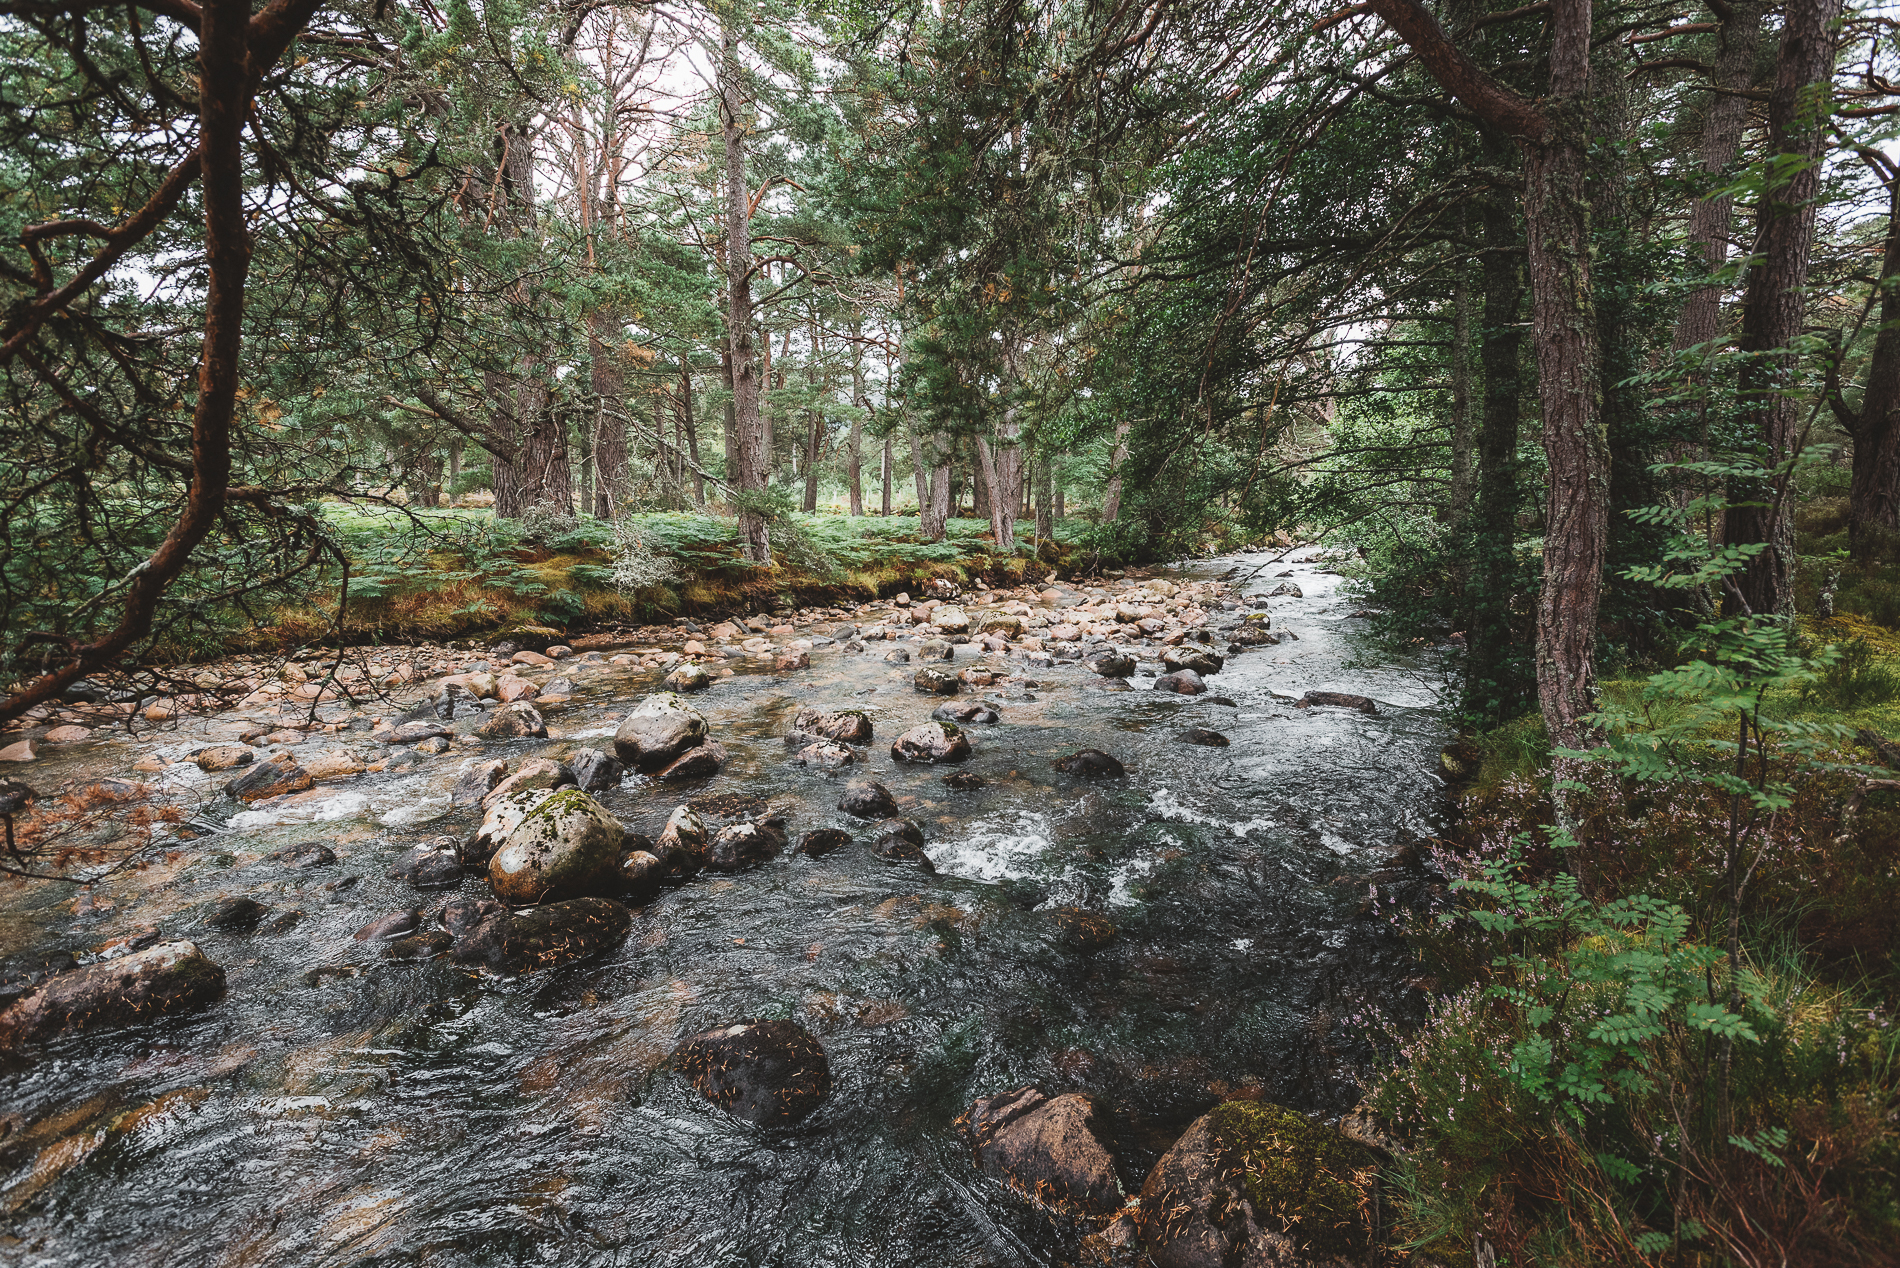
[891,721,972,764]
[664,662,712,693]
[224,753,312,803]
[1297,691,1379,716]
[476,701,547,740]
[465,787,552,865]
[672,1019,832,1126]
[1135,1101,1378,1268]
[656,804,710,871]
[484,757,575,805]
[838,780,897,818]
[790,708,872,744]
[978,613,1025,637]
[449,897,632,974]
[570,748,624,793]
[968,1087,1125,1219]
[488,788,626,904]
[1153,669,1205,696]
[450,758,509,806]
[706,819,786,872]
[0,942,224,1051]
[613,693,709,770]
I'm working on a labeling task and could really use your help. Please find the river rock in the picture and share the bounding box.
[0,942,225,1051]
[1267,581,1303,598]
[775,649,811,671]
[0,738,40,764]
[570,748,623,793]
[968,1087,1125,1218]
[1050,907,1118,951]
[917,639,955,662]
[978,614,1025,637]
[0,779,36,817]
[381,932,452,961]
[1084,649,1135,678]
[495,674,539,702]
[450,760,509,807]
[706,818,785,872]
[1161,647,1223,677]
[375,720,455,745]
[870,823,934,870]
[930,605,971,634]
[942,771,986,790]
[354,909,422,940]
[1153,670,1205,696]
[449,897,632,974]
[790,708,872,744]
[838,781,897,818]
[664,663,711,692]
[673,1019,832,1126]
[224,753,313,803]
[932,701,1000,725]
[619,850,668,899]
[793,740,856,770]
[466,787,552,865]
[433,682,484,720]
[205,896,268,932]
[891,721,971,763]
[269,842,336,869]
[1135,1100,1377,1267]
[488,788,626,904]
[1054,749,1125,779]
[486,757,576,805]
[1298,691,1379,715]
[476,701,547,739]
[885,648,911,664]
[1176,728,1230,747]
[923,578,960,600]
[914,667,960,695]
[432,895,504,935]
[656,804,710,870]
[795,828,852,857]
[302,748,366,779]
[386,843,464,888]
[656,738,728,781]
[193,745,254,773]
[613,693,709,770]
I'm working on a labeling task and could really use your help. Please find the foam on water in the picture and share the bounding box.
[926,810,1055,881]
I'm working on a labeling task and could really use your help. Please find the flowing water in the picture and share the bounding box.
[0,553,1451,1266]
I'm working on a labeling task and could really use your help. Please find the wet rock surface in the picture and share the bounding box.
[449,897,632,973]
[673,1019,833,1126]
[487,788,626,904]
[968,1087,1125,1218]
[890,721,972,764]
[0,942,225,1050]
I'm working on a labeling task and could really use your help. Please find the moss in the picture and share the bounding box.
[1206,1100,1375,1258]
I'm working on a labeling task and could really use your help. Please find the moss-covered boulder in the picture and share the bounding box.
[488,788,625,904]
[1136,1100,1377,1267]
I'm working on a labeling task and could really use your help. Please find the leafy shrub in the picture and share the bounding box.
[1804,637,1900,709]
[607,519,681,592]
[516,499,578,542]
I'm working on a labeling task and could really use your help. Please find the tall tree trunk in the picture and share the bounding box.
[448,435,462,495]
[486,367,524,518]
[909,427,950,541]
[881,436,893,515]
[1447,259,1476,529]
[1035,455,1053,541]
[516,371,570,514]
[1592,44,1651,593]
[681,359,705,506]
[1526,5,1606,755]
[1836,173,1900,560]
[848,327,866,516]
[1463,137,1527,728]
[720,30,769,563]
[972,435,993,524]
[591,308,628,519]
[1672,0,1767,356]
[1725,0,1841,616]
[1101,419,1132,522]
[802,314,822,512]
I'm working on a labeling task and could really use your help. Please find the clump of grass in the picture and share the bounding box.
[1805,637,1900,709]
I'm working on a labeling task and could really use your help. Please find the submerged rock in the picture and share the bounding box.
[224,753,312,803]
[386,844,463,888]
[932,701,1000,725]
[353,909,422,941]
[672,1019,832,1126]
[381,932,452,961]
[941,771,987,790]
[795,828,852,857]
[431,895,504,935]
[269,842,336,869]
[1054,749,1125,779]
[449,897,632,974]
[1135,1100,1377,1268]
[913,666,960,695]
[968,1087,1125,1218]
[891,721,971,764]
[790,707,872,744]
[205,896,269,932]
[838,781,898,818]
[1298,691,1379,715]
[488,788,626,904]
[1153,669,1205,696]
[1049,907,1118,951]
[0,942,225,1051]
[1175,728,1230,747]
[706,819,786,872]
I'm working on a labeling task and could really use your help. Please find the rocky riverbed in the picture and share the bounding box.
[0,553,1452,1265]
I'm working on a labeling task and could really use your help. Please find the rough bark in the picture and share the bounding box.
[1672,0,1767,357]
[1447,261,1476,529]
[720,31,770,563]
[486,366,524,518]
[1101,418,1132,522]
[1035,456,1054,542]
[1724,0,1841,617]
[1834,174,1900,560]
[881,436,894,515]
[681,360,705,506]
[590,309,628,519]
[516,368,571,515]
